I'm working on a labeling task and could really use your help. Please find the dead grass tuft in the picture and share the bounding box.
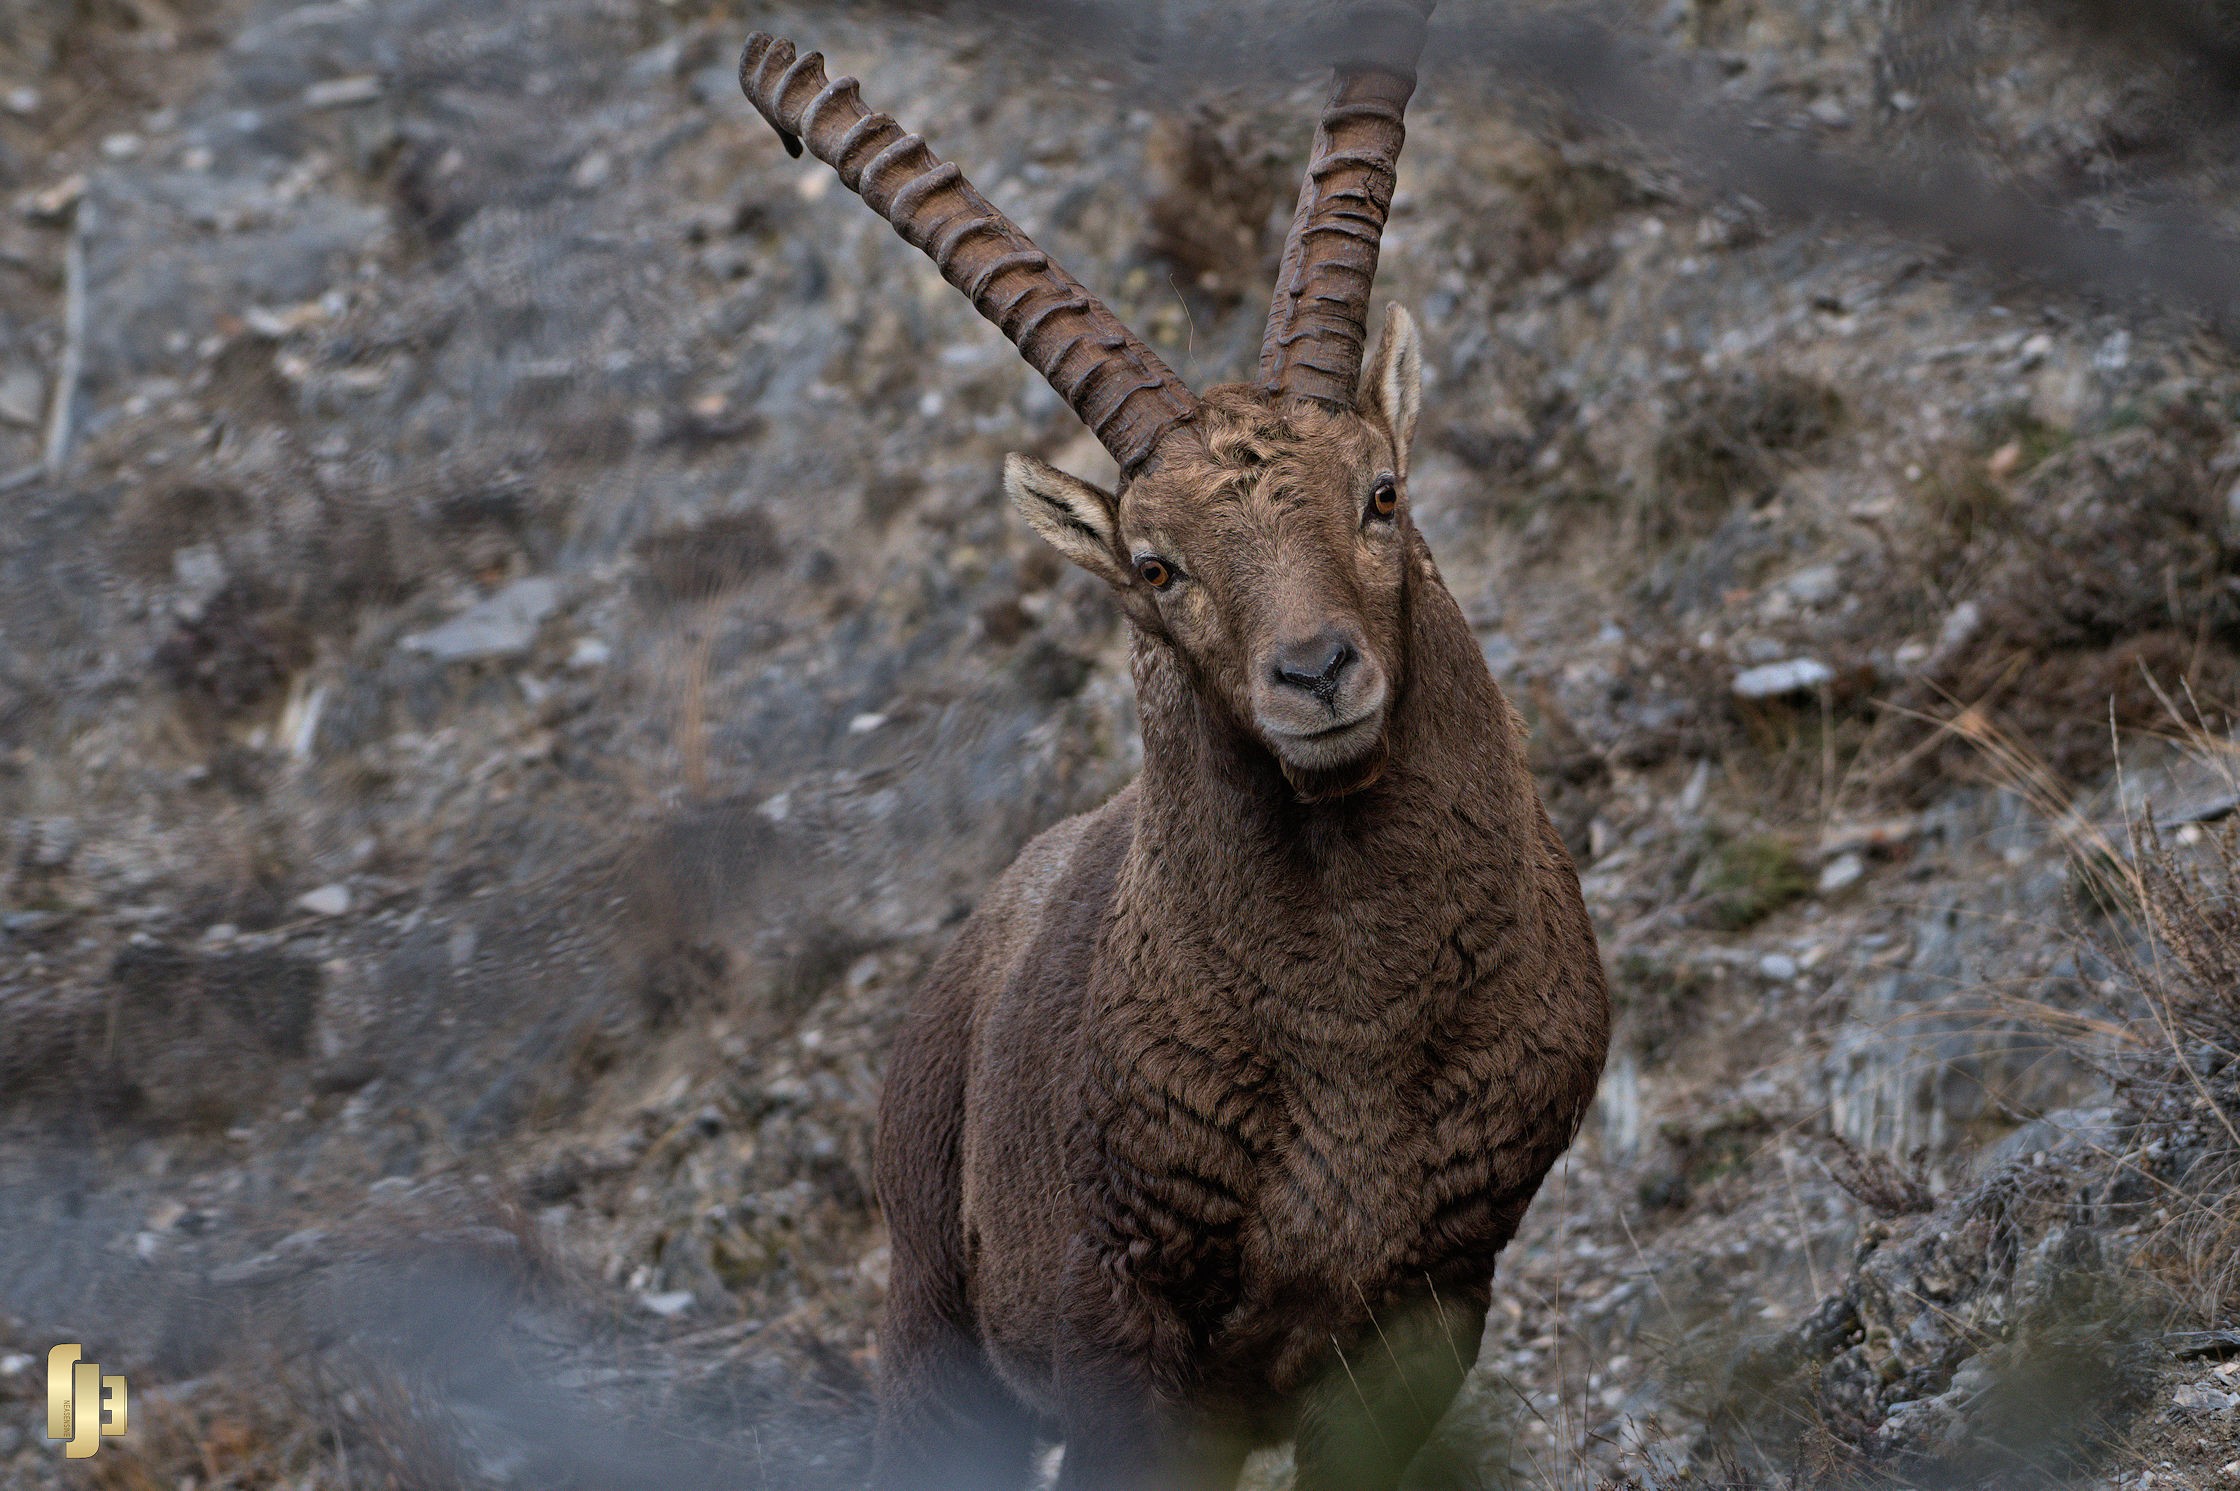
[152,579,313,725]
[2089,800,2240,1321]
[634,508,784,607]
[1942,697,2240,1325]
[1647,370,1842,541]
[1142,102,1290,301]
[1820,1134,1936,1219]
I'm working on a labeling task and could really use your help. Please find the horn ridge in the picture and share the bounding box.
[740,32,1199,477]
[1259,0,1436,410]
[887,161,964,224]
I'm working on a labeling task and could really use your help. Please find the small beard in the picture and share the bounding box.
[1280,734,1390,804]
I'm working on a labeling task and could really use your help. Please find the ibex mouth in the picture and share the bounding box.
[1262,705,1388,777]
[1283,712,1381,744]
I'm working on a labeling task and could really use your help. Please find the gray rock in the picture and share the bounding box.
[1818,852,1866,895]
[1936,600,1982,655]
[401,578,562,663]
[295,883,351,918]
[1975,1106,2121,1173]
[302,76,383,109]
[171,542,226,608]
[1734,658,1834,699]
[23,816,77,868]
[1782,564,1842,606]
[2172,1382,2239,1416]
[0,365,43,426]
[1875,1391,1961,1450]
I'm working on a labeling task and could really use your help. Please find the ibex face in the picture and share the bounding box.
[1005,307,1424,788]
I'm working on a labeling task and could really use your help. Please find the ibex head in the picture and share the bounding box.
[740,3,1436,796]
[1005,322,1421,794]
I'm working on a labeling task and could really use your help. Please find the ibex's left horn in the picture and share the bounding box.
[1260,0,1436,411]
[740,34,1201,479]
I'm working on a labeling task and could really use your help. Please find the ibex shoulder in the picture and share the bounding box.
[955,782,1139,1007]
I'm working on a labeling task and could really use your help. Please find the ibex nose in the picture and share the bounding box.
[1272,630,1358,708]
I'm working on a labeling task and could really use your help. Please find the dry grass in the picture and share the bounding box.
[2094,808,2240,1322]
[1933,690,2240,1327]
[1645,370,1843,543]
[1819,1135,1935,1220]
[78,1354,360,1491]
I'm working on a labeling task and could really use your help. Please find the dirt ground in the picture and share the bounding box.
[5,0,2240,1487]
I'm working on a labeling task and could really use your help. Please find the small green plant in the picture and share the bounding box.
[1698,833,1812,931]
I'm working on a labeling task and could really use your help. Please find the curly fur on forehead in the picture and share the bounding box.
[1200,387,1300,469]
[1148,386,1383,511]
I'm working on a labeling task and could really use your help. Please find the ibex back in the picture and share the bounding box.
[739,10,1609,1488]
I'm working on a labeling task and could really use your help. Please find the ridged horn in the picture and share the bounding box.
[1260,0,1436,410]
[740,33,1200,478]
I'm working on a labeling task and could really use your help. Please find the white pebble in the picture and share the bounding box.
[1733,658,1833,700]
[296,884,352,918]
[303,76,383,109]
[1817,853,1865,896]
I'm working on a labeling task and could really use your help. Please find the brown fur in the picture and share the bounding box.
[870,351,1611,1489]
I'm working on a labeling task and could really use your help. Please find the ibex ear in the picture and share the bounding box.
[1361,303,1423,473]
[1005,454,1129,587]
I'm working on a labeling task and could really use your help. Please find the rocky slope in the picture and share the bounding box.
[2,1,2239,1486]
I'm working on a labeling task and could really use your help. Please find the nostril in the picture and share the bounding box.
[1274,633,1358,698]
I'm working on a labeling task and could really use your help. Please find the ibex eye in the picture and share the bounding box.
[1136,557,1175,590]
[1370,475,1399,519]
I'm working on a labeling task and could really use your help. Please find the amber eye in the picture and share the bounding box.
[1136,556,1175,590]
[1370,475,1399,520]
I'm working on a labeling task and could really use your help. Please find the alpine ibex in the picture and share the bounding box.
[739,10,1609,1488]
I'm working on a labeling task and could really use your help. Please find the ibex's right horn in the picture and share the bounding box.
[1260,0,1436,412]
[740,34,1201,479]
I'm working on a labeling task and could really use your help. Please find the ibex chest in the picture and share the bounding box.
[1191,1052,1519,1396]
[1091,999,1528,1349]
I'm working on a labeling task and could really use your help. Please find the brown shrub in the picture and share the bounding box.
[1141,103,1290,300]
[1649,369,1843,539]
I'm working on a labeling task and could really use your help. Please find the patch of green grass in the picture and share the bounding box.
[1699,832,1813,931]
[1665,1103,1770,1188]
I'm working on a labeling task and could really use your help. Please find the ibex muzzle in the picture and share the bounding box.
[738,7,1610,1489]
